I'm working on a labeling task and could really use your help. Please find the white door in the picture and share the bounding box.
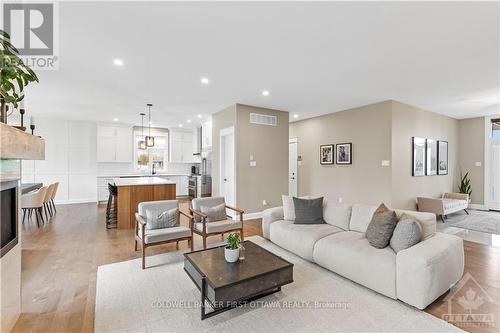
[490,136,500,210]
[220,127,235,208]
[289,140,298,196]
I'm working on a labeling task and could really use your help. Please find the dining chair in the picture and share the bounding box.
[49,182,59,213]
[42,183,55,220]
[21,186,48,227]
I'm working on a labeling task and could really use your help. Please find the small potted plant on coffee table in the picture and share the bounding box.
[225,233,241,263]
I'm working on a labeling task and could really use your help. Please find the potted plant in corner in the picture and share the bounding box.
[224,233,241,263]
[459,171,472,204]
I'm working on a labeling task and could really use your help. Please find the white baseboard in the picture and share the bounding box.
[243,211,263,220]
[55,199,97,205]
[468,204,488,211]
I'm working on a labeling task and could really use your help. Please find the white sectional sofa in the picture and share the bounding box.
[262,202,464,309]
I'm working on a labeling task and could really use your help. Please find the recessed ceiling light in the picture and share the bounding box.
[113,58,124,66]
[200,77,210,85]
[178,124,183,127]
[113,118,119,122]
[187,119,192,123]
[197,114,203,119]
[293,114,299,119]
[262,90,270,96]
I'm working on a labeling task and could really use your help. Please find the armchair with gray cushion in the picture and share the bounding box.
[417,192,469,223]
[190,197,244,249]
[135,200,193,269]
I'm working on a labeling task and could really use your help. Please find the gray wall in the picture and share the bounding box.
[290,100,462,210]
[290,101,393,206]
[212,104,289,214]
[458,117,485,204]
[236,104,289,213]
[391,101,459,210]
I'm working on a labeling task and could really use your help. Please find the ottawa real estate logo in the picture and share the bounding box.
[442,272,495,329]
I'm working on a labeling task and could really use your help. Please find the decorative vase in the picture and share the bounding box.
[224,246,240,263]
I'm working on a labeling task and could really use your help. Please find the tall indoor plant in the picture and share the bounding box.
[0,29,39,123]
[459,171,472,200]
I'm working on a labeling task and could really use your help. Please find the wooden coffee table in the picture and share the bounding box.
[183,240,294,319]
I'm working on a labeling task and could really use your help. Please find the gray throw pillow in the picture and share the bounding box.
[200,203,227,222]
[390,217,422,253]
[365,203,398,249]
[293,197,325,224]
[145,208,179,230]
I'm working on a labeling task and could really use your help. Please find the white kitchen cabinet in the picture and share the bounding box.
[97,177,115,202]
[169,129,197,163]
[179,176,189,196]
[201,121,212,150]
[97,125,132,163]
[161,175,188,196]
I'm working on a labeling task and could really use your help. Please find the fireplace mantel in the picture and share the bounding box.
[0,123,45,160]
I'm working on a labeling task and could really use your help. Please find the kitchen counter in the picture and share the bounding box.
[113,177,176,187]
[113,177,177,229]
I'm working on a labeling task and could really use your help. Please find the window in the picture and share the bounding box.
[492,120,500,138]
[134,128,168,172]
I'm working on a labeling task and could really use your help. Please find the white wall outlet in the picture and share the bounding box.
[475,161,482,167]
[262,200,268,206]
[250,161,257,167]
[249,154,254,160]
[338,197,343,203]
[298,161,302,166]
[381,160,391,167]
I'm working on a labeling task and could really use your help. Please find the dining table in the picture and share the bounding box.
[21,182,43,194]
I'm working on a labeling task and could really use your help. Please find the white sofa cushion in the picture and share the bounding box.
[313,231,397,298]
[443,199,468,211]
[269,220,342,261]
[349,204,377,232]
[323,202,352,230]
[138,226,191,244]
[194,219,242,234]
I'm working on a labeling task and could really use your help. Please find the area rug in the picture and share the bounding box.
[446,210,500,235]
[95,236,462,333]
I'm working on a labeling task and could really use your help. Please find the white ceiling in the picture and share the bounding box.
[23,1,500,128]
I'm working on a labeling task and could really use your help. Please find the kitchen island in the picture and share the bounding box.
[114,177,176,229]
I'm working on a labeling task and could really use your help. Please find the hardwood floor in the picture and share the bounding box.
[13,202,499,333]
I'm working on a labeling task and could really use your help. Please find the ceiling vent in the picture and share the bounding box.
[249,113,277,126]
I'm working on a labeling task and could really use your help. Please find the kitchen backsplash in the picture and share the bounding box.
[97,162,199,176]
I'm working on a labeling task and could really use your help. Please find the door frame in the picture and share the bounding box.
[219,126,236,208]
[485,115,500,210]
[289,138,298,196]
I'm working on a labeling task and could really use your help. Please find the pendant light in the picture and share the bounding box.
[145,103,155,147]
[138,113,146,149]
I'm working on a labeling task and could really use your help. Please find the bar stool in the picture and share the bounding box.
[21,186,48,227]
[106,183,118,229]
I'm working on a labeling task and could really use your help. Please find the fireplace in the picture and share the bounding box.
[0,180,18,258]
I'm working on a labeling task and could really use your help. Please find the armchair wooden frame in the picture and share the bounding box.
[135,210,194,269]
[189,205,244,249]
